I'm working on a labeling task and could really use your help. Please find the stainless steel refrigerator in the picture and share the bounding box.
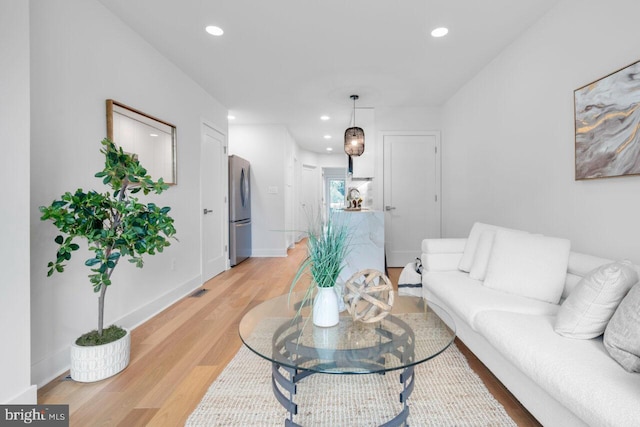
[229,155,251,266]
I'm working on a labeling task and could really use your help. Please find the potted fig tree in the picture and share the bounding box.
[40,138,176,382]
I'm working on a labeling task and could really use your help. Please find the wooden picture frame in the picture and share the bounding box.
[106,99,177,185]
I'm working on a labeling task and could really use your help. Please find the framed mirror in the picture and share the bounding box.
[106,99,177,185]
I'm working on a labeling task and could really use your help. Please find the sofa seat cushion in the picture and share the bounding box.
[475,311,640,427]
[422,271,559,330]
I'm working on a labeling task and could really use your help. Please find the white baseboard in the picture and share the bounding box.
[117,275,202,330]
[31,275,202,388]
[5,385,37,404]
[251,249,288,257]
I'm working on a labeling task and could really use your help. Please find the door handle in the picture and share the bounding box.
[385,206,396,211]
[203,209,213,214]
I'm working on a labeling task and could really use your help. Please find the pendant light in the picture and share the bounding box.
[344,95,365,156]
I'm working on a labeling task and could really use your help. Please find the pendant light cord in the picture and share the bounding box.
[349,94,359,129]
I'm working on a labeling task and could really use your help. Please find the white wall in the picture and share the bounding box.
[376,106,442,132]
[0,0,36,404]
[30,0,228,386]
[442,0,640,262]
[317,153,348,168]
[229,125,290,256]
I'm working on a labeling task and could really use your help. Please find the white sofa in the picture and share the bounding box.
[402,226,640,427]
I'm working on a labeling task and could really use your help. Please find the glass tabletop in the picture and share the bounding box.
[239,292,456,375]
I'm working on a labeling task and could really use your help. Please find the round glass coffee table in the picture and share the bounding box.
[239,292,455,426]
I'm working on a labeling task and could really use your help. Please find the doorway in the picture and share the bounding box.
[201,122,228,282]
[323,167,346,221]
[300,164,320,234]
[383,132,441,267]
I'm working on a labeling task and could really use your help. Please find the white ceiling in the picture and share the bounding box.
[97,0,560,153]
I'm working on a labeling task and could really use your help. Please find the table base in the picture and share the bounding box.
[271,362,415,427]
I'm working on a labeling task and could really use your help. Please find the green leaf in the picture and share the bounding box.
[41,138,177,298]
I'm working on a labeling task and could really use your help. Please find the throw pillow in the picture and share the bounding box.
[554,261,638,339]
[458,223,500,272]
[469,230,495,281]
[483,230,571,304]
[604,282,640,372]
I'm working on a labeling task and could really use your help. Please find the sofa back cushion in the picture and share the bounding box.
[483,230,571,304]
[468,230,495,280]
[458,222,523,273]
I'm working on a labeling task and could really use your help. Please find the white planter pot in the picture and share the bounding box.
[70,329,131,382]
[313,286,340,327]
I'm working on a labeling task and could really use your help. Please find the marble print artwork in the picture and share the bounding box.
[575,60,640,179]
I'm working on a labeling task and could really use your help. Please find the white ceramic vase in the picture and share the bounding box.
[313,286,340,327]
[70,328,131,382]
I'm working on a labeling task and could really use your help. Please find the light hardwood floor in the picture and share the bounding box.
[38,242,541,426]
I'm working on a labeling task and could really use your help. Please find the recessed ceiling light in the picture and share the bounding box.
[205,25,224,36]
[149,133,158,137]
[227,115,236,120]
[326,147,333,152]
[320,115,330,121]
[431,27,449,38]
[324,135,332,139]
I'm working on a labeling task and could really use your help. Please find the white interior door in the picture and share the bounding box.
[300,165,319,233]
[201,123,227,282]
[383,132,441,267]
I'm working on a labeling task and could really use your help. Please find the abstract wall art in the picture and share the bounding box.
[574,60,640,180]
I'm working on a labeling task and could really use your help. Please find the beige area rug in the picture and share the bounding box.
[186,342,516,426]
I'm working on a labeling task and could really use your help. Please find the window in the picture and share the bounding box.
[329,179,345,212]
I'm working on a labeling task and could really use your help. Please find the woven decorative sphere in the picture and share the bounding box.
[344,269,395,323]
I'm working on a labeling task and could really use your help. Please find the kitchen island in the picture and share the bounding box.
[334,209,385,285]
